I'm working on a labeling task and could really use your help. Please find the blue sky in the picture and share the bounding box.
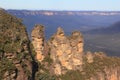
[0,0,120,11]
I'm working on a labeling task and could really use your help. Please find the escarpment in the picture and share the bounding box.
[0,9,32,80]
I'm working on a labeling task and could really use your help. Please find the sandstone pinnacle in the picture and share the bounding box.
[31,24,45,62]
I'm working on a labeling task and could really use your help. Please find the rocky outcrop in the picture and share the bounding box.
[86,51,94,63]
[31,25,120,80]
[48,27,84,75]
[86,53,120,80]
[31,25,45,62]
[59,52,120,80]
[0,9,32,80]
[104,67,120,80]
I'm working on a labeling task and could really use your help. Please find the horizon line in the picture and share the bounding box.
[6,9,120,12]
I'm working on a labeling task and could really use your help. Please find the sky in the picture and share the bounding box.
[0,0,120,11]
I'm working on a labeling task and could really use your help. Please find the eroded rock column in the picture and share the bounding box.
[69,31,84,70]
[48,27,84,75]
[31,25,45,62]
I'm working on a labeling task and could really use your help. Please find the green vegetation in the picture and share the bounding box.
[60,70,85,80]
[36,72,57,80]
[0,58,16,79]
[35,53,56,80]
[0,9,32,79]
[0,10,29,53]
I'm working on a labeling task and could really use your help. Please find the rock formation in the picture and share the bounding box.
[31,25,120,80]
[31,25,45,62]
[86,51,94,63]
[48,27,84,75]
[0,9,32,80]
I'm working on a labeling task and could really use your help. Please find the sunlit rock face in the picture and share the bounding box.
[104,67,120,80]
[86,51,94,63]
[48,27,84,75]
[89,66,120,80]
[69,31,84,53]
[31,25,45,62]
[31,25,120,79]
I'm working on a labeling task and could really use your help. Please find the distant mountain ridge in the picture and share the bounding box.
[7,10,120,35]
[7,10,120,16]
[86,21,120,34]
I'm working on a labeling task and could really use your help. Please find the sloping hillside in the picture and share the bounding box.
[85,21,120,34]
[84,22,120,56]
[0,9,32,80]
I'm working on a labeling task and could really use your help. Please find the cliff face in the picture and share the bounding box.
[31,25,45,62]
[59,54,120,80]
[48,27,84,75]
[31,25,120,80]
[0,9,32,80]
[84,53,120,80]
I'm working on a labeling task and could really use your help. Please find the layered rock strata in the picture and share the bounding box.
[48,27,84,75]
[0,9,32,80]
[31,25,45,62]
